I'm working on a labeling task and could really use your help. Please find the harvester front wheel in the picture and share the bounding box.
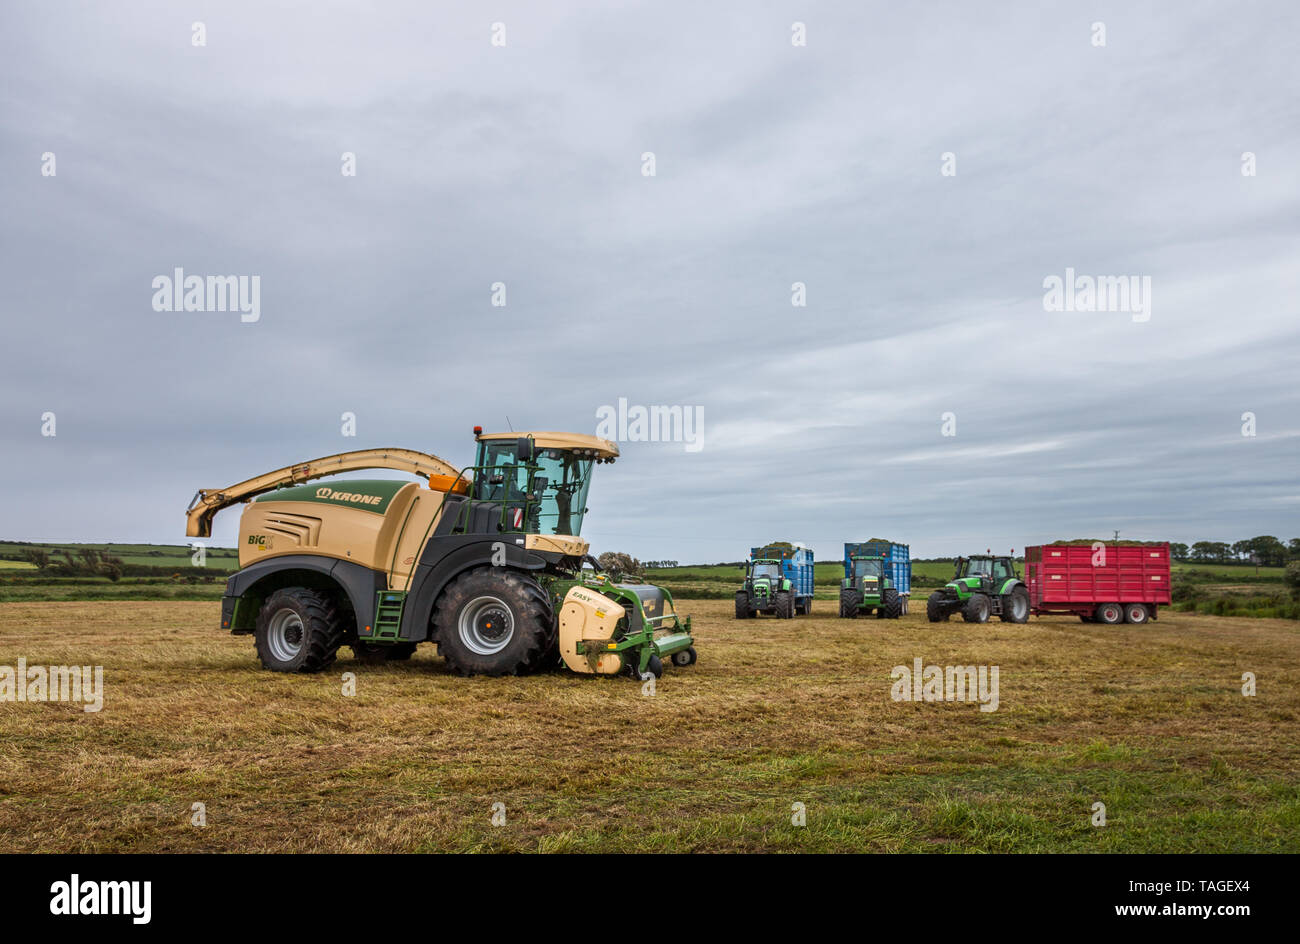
[881,588,903,619]
[433,569,554,676]
[775,590,795,619]
[1000,587,1030,624]
[961,594,991,623]
[839,589,859,619]
[926,592,949,622]
[254,587,345,673]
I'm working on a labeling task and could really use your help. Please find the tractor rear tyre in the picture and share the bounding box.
[881,588,903,619]
[1000,587,1030,624]
[734,591,752,620]
[254,587,345,673]
[1124,603,1150,624]
[839,589,860,619]
[961,594,991,623]
[1095,602,1124,625]
[926,592,949,622]
[433,568,555,676]
[775,590,795,619]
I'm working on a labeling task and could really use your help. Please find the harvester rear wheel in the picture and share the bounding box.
[1000,587,1030,624]
[254,587,345,673]
[961,594,991,623]
[775,590,795,619]
[926,592,949,622]
[881,588,903,619]
[839,589,859,619]
[433,568,554,676]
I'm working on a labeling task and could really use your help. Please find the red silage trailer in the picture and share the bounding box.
[1024,543,1171,624]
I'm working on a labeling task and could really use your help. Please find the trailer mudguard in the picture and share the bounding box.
[223,554,385,636]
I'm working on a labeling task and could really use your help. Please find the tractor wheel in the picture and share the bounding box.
[881,588,903,619]
[775,590,795,619]
[1000,587,1030,624]
[961,594,991,623]
[1124,603,1150,625]
[432,568,555,676]
[734,591,752,620]
[254,587,345,673]
[351,640,417,663]
[839,589,859,619]
[926,592,949,622]
[1095,602,1124,625]
[671,647,697,667]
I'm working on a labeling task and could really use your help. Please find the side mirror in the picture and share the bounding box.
[515,437,534,462]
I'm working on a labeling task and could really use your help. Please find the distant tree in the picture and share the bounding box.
[1286,561,1300,596]
[1290,538,1300,559]
[1169,542,1189,561]
[21,548,50,570]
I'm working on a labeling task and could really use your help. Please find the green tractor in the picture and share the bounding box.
[926,555,1030,624]
[839,553,903,619]
[735,559,798,619]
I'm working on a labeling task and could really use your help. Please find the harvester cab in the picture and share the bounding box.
[185,429,695,681]
[839,554,902,619]
[926,554,1029,624]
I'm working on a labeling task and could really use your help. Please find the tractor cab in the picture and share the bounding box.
[954,555,1017,592]
[846,555,884,593]
[471,430,619,536]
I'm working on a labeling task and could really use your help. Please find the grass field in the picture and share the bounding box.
[1,597,1296,853]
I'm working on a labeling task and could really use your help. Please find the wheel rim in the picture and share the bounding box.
[1102,604,1120,622]
[458,595,515,655]
[1013,595,1028,619]
[267,607,305,663]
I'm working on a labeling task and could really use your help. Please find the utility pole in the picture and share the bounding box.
[1112,529,1120,542]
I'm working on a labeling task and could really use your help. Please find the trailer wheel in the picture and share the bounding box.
[961,594,991,623]
[1124,603,1150,625]
[1095,602,1124,625]
[775,590,795,619]
[926,592,949,622]
[839,589,859,619]
[881,588,903,619]
[1000,587,1030,624]
[433,568,554,676]
[734,591,752,620]
[254,587,345,673]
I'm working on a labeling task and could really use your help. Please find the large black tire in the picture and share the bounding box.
[254,587,345,673]
[839,589,859,619]
[1000,586,1030,624]
[926,592,949,622]
[961,593,991,623]
[432,568,555,676]
[1095,602,1124,625]
[775,590,795,619]
[352,640,417,663]
[881,588,903,619]
[734,591,752,619]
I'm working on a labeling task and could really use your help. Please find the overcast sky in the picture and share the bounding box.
[2,1,1297,562]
